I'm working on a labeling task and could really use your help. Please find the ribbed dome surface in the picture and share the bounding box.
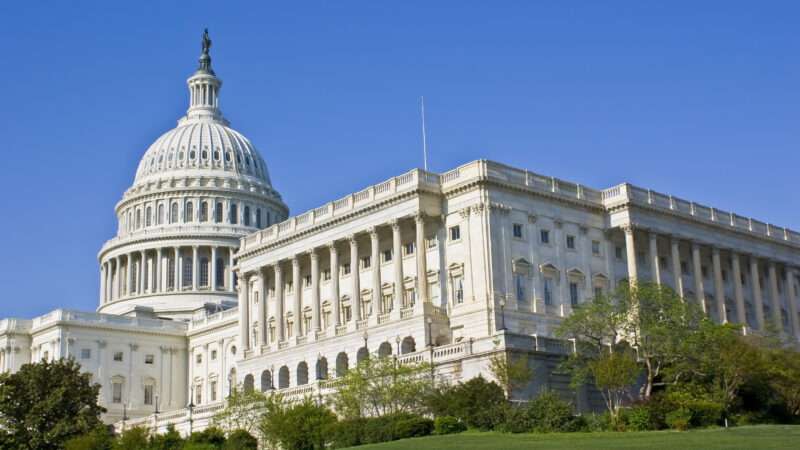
[133,119,271,186]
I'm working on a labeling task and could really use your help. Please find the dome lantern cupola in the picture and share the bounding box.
[182,29,227,125]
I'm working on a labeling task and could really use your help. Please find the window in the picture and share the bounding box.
[146,206,152,227]
[404,242,415,256]
[570,282,579,307]
[195,386,202,405]
[244,206,251,226]
[540,230,550,244]
[211,350,218,360]
[454,277,464,304]
[342,264,351,275]
[382,250,392,262]
[513,223,523,239]
[215,258,225,288]
[382,294,393,312]
[200,258,209,287]
[113,351,123,362]
[112,382,123,404]
[200,202,209,222]
[144,384,154,405]
[681,261,689,275]
[158,204,164,225]
[196,353,202,364]
[210,381,217,401]
[230,203,238,224]
[304,275,312,287]
[702,266,708,279]
[215,202,223,223]
[404,288,416,308]
[323,269,331,281]
[361,256,371,269]
[286,320,294,337]
[449,225,461,241]
[256,208,262,228]
[515,274,525,302]
[167,258,176,290]
[341,305,352,323]
[544,278,553,305]
[183,256,193,287]
[185,202,194,222]
[592,240,601,256]
[135,209,141,229]
[80,348,91,359]
[616,246,623,260]
[594,286,604,299]
[42,351,49,361]
[170,203,179,223]
[145,354,154,365]
[566,235,576,250]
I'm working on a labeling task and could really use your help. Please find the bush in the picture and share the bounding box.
[187,426,226,448]
[426,376,506,430]
[527,390,575,433]
[666,408,692,431]
[115,427,151,450]
[579,413,611,432]
[183,444,219,450]
[223,429,257,450]
[64,426,114,450]
[434,416,467,435]
[394,416,434,439]
[150,424,184,450]
[260,397,337,450]
[327,418,365,448]
[496,404,534,433]
[623,406,653,431]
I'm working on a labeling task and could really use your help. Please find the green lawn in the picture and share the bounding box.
[347,425,800,450]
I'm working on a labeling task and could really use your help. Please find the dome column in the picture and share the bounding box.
[115,256,121,300]
[139,250,146,294]
[238,273,250,352]
[211,246,218,291]
[175,247,182,291]
[99,264,106,304]
[155,248,163,293]
[127,253,134,296]
[192,246,199,291]
[292,257,302,338]
[228,248,235,292]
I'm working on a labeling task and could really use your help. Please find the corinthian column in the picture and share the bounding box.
[275,263,285,341]
[292,257,302,337]
[731,252,747,326]
[370,227,382,317]
[691,242,707,314]
[670,237,684,299]
[712,247,727,323]
[329,243,340,327]
[768,262,783,331]
[349,236,361,322]
[392,220,403,317]
[238,274,250,352]
[623,225,638,284]
[750,257,765,330]
[415,213,429,306]
[649,232,661,285]
[310,249,320,333]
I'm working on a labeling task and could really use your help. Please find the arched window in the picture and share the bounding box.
[244,206,251,226]
[182,256,193,288]
[316,357,328,380]
[230,203,238,224]
[157,204,164,225]
[145,206,152,227]
[200,258,209,287]
[378,342,392,358]
[297,362,309,386]
[243,374,254,393]
[336,352,349,377]
[215,202,223,223]
[401,336,416,355]
[200,202,209,222]
[278,366,289,389]
[357,347,369,364]
[167,258,175,290]
[260,370,272,392]
[135,209,141,229]
[215,258,225,289]
[256,208,262,228]
[170,203,179,223]
[185,202,194,222]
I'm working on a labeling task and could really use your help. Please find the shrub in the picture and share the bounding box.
[326,418,365,449]
[394,416,434,439]
[427,376,506,430]
[579,413,611,432]
[434,416,467,435]
[150,424,184,450]
[114,427,150,450]
[183,444,219,450]
[527,390,575,433]
[187,426,226,448]
[223,429,257,450]
[496,404,534,433]
[64,426,114,450]
[666,408,692,431]
[362,415,396,444]
[623,406,653,431]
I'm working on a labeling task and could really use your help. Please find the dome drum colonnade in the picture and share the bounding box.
[97,29,287,318]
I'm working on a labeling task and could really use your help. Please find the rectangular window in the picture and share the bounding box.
[570,282,579,307]
[81,349,91,360]
[512,223,523,239]
[144,385,154,406]
[594,286,603,299]
[362,256,371,269]
[145,354,154,365]
[382,250,393,262]
[112,383,123,404]
[453,277,464,304]
[210,381,217,402]
[566,235,576,250]
[544,278,553,305]
[342,305,352,323]
[211,350,217,360]
[515,275,525,302]
[616,246,623,260]
[195,387,202,405]
[540,230,550,244]
[182,257,193,288]
[681,261,689,275]
[404,288,416,308]
[591,240,601,256]
[404,242,415,256]
[323,270,331,281]
[196,353,202,364]
[449,225,461,241]
[113,351,123,362]
[342,264,351,275]
[304,275,312,287]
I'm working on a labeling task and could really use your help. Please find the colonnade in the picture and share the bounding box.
[622,225,800,337]
[237,214,432,353]
[100,246,237,304]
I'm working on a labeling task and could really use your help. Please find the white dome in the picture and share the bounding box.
[133,120,272,187]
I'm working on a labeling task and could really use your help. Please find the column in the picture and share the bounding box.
[192,246,199,291]
[99,263,106,304]
[260,270,268,346]
[391,220,403,316]
[731,252,747,326]
[370,227,382,316]
[139,251,146,294]
[330,244,340,327]
[750,257,765,330]
[310,249,320,332]
[156,248,162,293]
[768,262,782,331]
[691,242,706,314]
[712,247,727,323]
[292,257,302,337]
[670,238,684,298]
[174,247,181,291]
[349,236,361,322]
[415,213,429,305]
[275,263,285,341]
[623,225,638,284]
[115,256,122,300]
[238,274,250,352]
[127,253,134,296]
[787,269,799,339]
[211,247,218,291]
[649,233,661,285]
[228,248,235,292]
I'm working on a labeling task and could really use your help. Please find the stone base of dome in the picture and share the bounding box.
[97,291,237,322]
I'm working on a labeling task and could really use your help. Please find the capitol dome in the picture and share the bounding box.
[97,30,288,320]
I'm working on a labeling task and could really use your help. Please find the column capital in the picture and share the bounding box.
[390,219,401,231]
[273,262,283,274]
[309,248,319,260]
[621,223,635,234]
[369,226,379,239]
[348,234,358,246]
[415,212,426,224]
[328,242,338,254]
[292,257,300,268]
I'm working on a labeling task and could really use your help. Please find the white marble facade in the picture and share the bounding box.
[2,39,799,434]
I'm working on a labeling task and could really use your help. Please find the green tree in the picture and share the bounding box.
[0,358,106,450]
[258,396,336,450]
[113,426,150,450]
[487,351,533,399]
[332,355,433,419]
[766,347,800,417]
[425,376,506,430]
[222,429,258,450]
[64,426,114,450]
[149,424,184,450]
[213,386,266,435]
[587,346,641,421]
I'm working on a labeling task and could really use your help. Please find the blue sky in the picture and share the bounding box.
[0,2,798,318]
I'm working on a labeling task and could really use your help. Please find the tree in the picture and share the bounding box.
[64,426,114,450]
[766,347,800,417]
[113,426,150,450]
[149,424,184,450]
[425,376,506,430]
[213,385,266,435]
[587,346,641,421]
[0,358,106,450]
[487,351,533,399]
[258,396,336,450]
[223,429,258,450]
[331,355,433,419]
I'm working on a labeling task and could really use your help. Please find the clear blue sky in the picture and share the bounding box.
[0,2,798,318]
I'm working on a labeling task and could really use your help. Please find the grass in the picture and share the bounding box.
[347,425,800,450]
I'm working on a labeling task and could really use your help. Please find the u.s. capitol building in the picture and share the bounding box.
[1,34,799,434]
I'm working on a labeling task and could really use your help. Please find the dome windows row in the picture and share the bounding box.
[141,145,265,179]
[118,197,284,235]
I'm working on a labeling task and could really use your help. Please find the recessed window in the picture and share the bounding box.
[112,382,123,404]
[145,354,154,365]
[382,250,393,262]
[591,240,601,256]
[540,230,550,244]
[512,223,523,239]
[449,225,461,241]
[80,349,91,360]
[342,264,351,275]
[196,353,202,364]
[404,242,415,256]
[323,270,331,281]
[544,278,553,305]
[681,261,689,275]
[616,246,623,260]
[361,256,371,269]
[211,350,218,360]
[566,235,576,250]
[144,384,154,405]
[304,275,312,287]
[113,351,123,362]
[570,282,579,306]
